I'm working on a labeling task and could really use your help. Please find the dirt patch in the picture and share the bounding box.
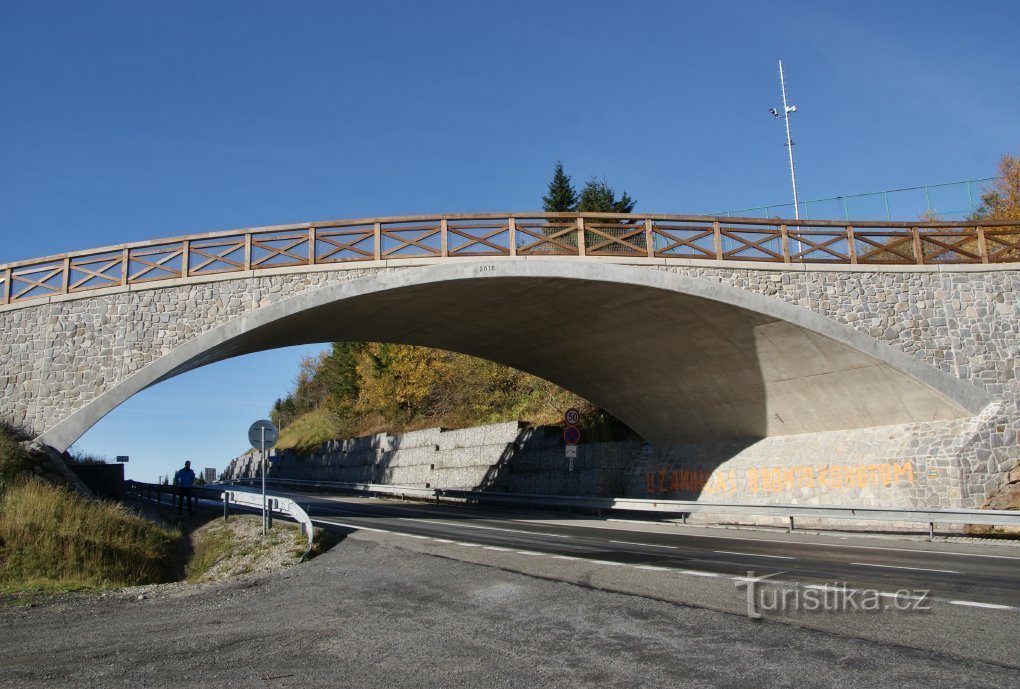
[185,515,309,582]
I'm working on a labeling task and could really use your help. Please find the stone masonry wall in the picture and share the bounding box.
[223,421,628,497]
[2,262,1018,508]
[221,413,989,513]
[0,268,397,438]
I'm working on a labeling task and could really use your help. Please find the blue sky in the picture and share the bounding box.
[2,1,1018,482]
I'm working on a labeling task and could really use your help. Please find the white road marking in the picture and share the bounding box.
[609,540,678,549]
[599,519,1020,560]
[318,520,391,534]
[715,550,794,560]
[588,559,624,566]
[850,562,960,574]
[949,600,1015,610]
[633,565,670,572]
[483,546,511,552]
[399,517,570,538]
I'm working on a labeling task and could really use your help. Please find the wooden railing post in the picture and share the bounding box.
[373,222,382,261]
[2,267,10,305]
[780,225,791,263]
[181,240,190,278]
[977,226,989,264]
[120,248,129,286]
[308,227,316,264]
[912,227,924,265]
[243,233,252,271]
[576,217,586,257]
[645,218,655,258]
[61,257,71,295]
[847,226,857,264]
[440,219,449,258]
[713,221,723,260]
[508,217,517,256]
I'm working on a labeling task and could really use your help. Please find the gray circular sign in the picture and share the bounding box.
[248,419,279,450]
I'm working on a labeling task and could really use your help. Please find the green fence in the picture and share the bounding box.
[712,178,997,221]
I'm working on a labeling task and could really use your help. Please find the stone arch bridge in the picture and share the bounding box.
[2,213,1018,508]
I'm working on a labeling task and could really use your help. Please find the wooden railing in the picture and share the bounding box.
[2,213,1019,305]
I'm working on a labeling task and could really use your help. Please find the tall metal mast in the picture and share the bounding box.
[771,60,800,219]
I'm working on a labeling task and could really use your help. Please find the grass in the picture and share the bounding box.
[276,407,341,453]
[184,521,237,582]
[1,429,179,597]
[0,474,179,596]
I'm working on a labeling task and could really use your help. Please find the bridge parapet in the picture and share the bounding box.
[3,213,1019,307]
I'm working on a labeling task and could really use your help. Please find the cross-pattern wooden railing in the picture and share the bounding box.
[2,213,1019,305]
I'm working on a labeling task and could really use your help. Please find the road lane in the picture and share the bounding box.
[224,486,1020,608]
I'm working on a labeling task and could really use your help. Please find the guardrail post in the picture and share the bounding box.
[181,240,190,278]
[929,522,934,541]
[267,499,274,529]
[788,515,795,532]
[373,222,382,261]
[576,217,586,257]
[847,226,858,264]
[2,266,11,304]
[440,218,449,258]
[912,227,924,265]
[713,221,723,260]
[508,217,517,256]
[308,227,316,264]
[223,492,230,521]
[645,218,655,259]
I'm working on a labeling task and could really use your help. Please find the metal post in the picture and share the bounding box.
[778,60,800,220]
[788,515,795,532]
[929,522,934,541]
[261,427,267,536]
[267,499,274,529]
[223,492,230,521]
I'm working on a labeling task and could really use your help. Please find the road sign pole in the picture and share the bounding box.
[246,419,279,538]
[261,426,267,536]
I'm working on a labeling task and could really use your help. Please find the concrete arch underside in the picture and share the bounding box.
[38,261,991,452]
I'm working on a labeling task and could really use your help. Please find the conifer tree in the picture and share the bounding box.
[542,161,578,213]
[577,177,636,215]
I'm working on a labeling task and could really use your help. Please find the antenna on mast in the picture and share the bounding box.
[769,60,801,219]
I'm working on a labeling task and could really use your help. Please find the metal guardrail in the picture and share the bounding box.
[127,480,314,558]
[3,211,1019,306]
[228,477,1020,539]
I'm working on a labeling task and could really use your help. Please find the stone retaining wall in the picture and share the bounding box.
[223,412,1015,516]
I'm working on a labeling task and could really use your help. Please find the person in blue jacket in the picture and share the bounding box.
[175,460,196,516]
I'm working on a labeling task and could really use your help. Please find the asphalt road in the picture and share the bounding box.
[241,487,1020,608]
[205,485,1020,668]
[4,531,1018,689]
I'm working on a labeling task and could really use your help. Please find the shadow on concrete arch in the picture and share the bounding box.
[38,261,991,453]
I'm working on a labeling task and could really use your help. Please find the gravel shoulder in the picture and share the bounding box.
[0,529,1016,689]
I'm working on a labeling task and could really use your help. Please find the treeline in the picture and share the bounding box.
[270,342,607,448]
